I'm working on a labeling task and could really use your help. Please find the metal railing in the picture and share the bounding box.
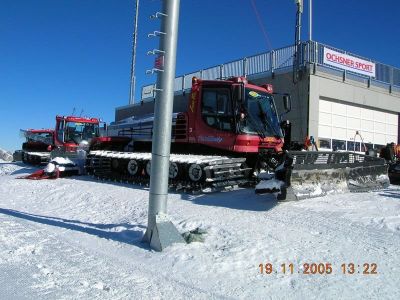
[141,40,400,100]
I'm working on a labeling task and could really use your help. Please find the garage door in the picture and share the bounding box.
[318,99,398,152]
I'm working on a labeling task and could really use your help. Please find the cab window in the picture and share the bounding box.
[57,121,64,142]
[201,88,233,131]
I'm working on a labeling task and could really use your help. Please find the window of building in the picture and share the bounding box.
[318,138,331,150]
[332,139,346,151]
[373,144,385,151]
[347,141,361,152]
[361,143,373,153]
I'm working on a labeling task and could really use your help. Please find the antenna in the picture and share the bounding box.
[309,0,312,41]
[129,0,140,105]
[293,0,303,84]
[79,109,84,117]
[71,107,76,116]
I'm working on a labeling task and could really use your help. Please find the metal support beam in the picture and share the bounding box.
[143,0,185,251]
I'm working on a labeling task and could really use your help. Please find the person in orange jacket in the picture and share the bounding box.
[394,144,400,160]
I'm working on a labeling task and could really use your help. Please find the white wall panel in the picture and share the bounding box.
[374,122,385,133]
[318,125,331,137]
[332,102,346,115]
[362,131,374,142]
[318,98,398,148]
[332,115,346,126]
[361,108,374,120]
[387,113,398,125]
[319,112,331,125]
[387,124,398,136]
[347,117,360,129]
[387,135,397,144]
[373,111,386,121]
[361,120,374,132]
[374,133,386,145]
[334,127,347,140]
[347,106,360,117]
[319,100,331,113]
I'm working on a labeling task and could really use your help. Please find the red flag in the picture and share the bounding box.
[154,55,164,69]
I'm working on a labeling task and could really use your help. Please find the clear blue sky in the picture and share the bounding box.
[1,0,399,151]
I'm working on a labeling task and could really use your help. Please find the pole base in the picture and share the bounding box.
[143,213,186,252]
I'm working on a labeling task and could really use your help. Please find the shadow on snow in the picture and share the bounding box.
[12,169,278,212]
[77,175,278,212]
[11,167,41,175]
[0,208,149,249]
[378,189,400,200]
[179,188,278,212]
[0,161,40,175]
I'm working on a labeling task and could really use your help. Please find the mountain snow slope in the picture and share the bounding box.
[0,161,399,299]
[0,148,13,162]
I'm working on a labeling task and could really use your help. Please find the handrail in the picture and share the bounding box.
[141,40,400,100]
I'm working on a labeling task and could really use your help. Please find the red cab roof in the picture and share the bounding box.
[27,129,55,134]
[56,115,100,124]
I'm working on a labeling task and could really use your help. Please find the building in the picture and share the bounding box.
[115,40,400,152]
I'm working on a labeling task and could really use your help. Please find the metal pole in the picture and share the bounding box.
[293,0,303,84]
[143,0,184,251]
[129,0,140,104]
[309,0,312,41]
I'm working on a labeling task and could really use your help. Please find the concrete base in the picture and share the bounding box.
[143,213,186,252]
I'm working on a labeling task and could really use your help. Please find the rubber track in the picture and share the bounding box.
[86,150,251,193]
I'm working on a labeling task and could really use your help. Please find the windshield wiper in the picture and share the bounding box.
[259,113,281,139]
[244,112,266,139]
[256,102,282,139]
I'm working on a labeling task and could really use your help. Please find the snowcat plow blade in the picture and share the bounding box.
[282,151,390,201]
[257,151,390,201]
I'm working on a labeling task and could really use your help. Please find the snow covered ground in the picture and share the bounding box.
[0,160,399,299]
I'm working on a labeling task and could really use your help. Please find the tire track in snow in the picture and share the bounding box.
[178,194,400,299]
[245,203,400,299]
[0,212,231,299]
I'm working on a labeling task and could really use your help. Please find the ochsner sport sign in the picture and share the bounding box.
[323,47,375,77]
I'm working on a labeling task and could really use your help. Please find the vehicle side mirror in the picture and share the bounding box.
[101,123,107,137]
[283,95,291,112]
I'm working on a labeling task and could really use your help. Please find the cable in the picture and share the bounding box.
[250,0,273,51]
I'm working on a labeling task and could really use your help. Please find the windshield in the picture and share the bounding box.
[240,89,282,137]
[64,122,99,144]
[25,132,53,144]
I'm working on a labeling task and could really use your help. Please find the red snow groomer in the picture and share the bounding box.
[51,115,101,157]
[20,116,102,163]
[19,115,103,178]
[87,77,389,200]
[46,115,104,176]
[20,129,55,164]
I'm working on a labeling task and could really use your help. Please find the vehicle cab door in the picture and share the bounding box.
[195,84,237,151]
[55,119,65,146]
